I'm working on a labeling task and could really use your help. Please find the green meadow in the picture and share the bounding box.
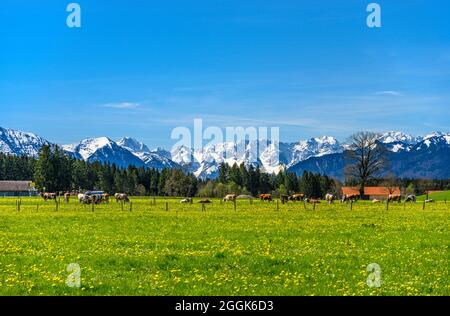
[417,190,450,201]
[0,197,448,296]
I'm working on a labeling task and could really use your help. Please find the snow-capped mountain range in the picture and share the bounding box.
[0,127,49,157]
[1,127,449,179]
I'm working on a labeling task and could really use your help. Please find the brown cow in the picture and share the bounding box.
[260,194,273,202]
[101,193,110,204]
[64,192,70,203]
[223,194,237,202]
[40,192,57,201]
[114,193,130,203]
[387,194,401,203]
[198,199,212,204]
[289,194,305,202]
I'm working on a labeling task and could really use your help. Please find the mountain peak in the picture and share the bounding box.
[117,137,150,153]
[423,131,448,140]
[63,137,115,160]
[379,131,420,144]
[0,126,49,157]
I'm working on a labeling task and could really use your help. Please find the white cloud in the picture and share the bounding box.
[101,102,141,109]
[374,91,402,97]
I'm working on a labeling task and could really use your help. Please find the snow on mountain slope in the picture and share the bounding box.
[63,137,145,168]
[170,136,343,178]
[117,137,180,169]
[117,137,151,154]
[0,127,50,157]
[379,131,421,144]
[414,133,450,151]
[63,137,114,161]
[289,136,343,167]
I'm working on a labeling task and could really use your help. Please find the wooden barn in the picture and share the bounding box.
[0,181,38,197]
[342,186,401,200]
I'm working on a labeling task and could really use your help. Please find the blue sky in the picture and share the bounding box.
[1,0,449,148]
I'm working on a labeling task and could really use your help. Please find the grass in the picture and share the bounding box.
[0,197,448,296]
[417,190,450,201]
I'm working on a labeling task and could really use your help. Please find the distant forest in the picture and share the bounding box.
[0,146,449,197]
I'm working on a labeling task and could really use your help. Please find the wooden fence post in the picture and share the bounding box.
[422,201,426,211]
[350,200,353,211]
[166,202,168,212]
[121,201,124,212]
[313,202,316,211]
[130,202,132,212]
[234,200,236,211]
[386,200,389,211]
[92,203,94,212]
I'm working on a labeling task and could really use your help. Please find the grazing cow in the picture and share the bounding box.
[93,193,110,204]
[341,194,358,203]
[40,192,57,201]
[289,194,305,202]
[114,193,130,203]
[198,199,212,204]
[260,194,273,202]
[325,194,335,204]
[78,194,93,204]
[223,194,237,202]
[180,198,193,204]
[78,193,86,203]
[64,192,70,203]
[387,194,401,203]
[90,195,99,204]
[405,195,416,203]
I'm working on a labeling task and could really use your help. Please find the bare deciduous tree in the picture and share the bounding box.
[382,173,398,195]
[344,131,389,199]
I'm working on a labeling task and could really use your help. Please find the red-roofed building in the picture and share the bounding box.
[342,186,401,200]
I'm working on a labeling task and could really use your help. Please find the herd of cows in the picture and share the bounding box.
[40,192,130,204]
[39,191,429,206]
[222,193,421,204]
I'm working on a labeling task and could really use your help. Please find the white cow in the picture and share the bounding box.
[325,194,335,204]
